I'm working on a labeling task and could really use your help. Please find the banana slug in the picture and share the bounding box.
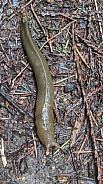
[21,19,57,150]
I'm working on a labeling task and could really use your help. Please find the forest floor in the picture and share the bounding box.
[0,0,103,183]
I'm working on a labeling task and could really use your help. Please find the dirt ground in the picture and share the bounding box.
[0,0,103,184]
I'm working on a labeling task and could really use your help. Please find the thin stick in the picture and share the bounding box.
[0,90,25,115]
[31,4,46,36]
[40,20,76,50]
[31,4,54,52]
[12,63,29,88]
[94,0,103,42]
[75,45,90,69]
[1,0,34,28]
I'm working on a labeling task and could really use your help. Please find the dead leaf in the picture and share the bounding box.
[70,116,84,147]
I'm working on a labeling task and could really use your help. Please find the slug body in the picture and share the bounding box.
[21,20,56,149]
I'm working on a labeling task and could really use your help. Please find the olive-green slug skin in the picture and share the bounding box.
[21,20,56,149]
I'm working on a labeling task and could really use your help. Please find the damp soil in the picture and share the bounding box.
[0,0,103,184]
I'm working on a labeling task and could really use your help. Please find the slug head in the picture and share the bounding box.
[35,104,58,151]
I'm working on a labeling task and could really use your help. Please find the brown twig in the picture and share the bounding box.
[12,63,29,88]
[75,45,90,69]
[1,0,34,28]
[75,34,103,56]
[71,22,102,183]
[40,20,76,50]
[66,85,103,115]
[86,105,102,184]
[0,90,25,115]
[30,3,54,52]
[94,0,103,42]
[58,13,77,22]
[31,4,46,36]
